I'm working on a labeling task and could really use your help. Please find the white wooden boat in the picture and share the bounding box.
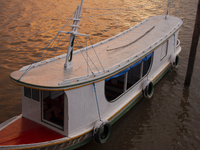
[0,0,183,149]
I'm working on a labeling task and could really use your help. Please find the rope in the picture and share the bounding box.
[48,35,70,58]
[5,11,75,53]
[107,26,155,51]
[76,38,95,75]
[37,32,70,62]
[93,82,101,121]
[17,32,60,81]
[76,37,100,73]
[88,36,105,72]
[165,0,170,19]
[17,11,76,81]
[171,0,181,18]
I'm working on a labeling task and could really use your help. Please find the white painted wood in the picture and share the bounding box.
[65,84,99,137]
[10,16,183,89]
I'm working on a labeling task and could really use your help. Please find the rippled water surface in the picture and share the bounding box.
[0,0,200,149]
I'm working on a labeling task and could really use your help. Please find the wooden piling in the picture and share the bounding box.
[184,0,200,86]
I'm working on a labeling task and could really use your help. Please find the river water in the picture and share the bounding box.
[0,0,200,149]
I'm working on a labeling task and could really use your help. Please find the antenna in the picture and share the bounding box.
[165,0,170,19]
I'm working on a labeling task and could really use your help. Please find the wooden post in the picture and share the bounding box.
[184,0,200,86]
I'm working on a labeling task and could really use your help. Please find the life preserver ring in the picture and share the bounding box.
[93,120,111,144]
[143,80,154,98]
[170,54,179,68]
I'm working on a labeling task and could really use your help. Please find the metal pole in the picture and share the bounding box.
[165,0,170,19]
[184,0,200,86]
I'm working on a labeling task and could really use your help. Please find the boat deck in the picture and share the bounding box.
[0,117,64,146]
[10,15,183,88]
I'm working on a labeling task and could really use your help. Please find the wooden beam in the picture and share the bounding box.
[184,0,200,86]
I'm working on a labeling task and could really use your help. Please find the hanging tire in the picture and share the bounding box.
[93,120,111,144]
[143,80,154,98]
[171,54,179,68]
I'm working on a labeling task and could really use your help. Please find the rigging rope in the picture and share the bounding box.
[76,38,95,76]
[93,82,102,121]
[88,36,105,72]
[171,0,181,18]
[76,37,100,73]
[48,35,70,58]
[17,11,75,81]
[37,32,69,62]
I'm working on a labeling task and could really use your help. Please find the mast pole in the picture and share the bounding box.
[165,0,170,19]
[64,0,84,70]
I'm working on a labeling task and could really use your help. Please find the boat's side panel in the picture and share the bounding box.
[97,80,143,121]
[65,85,100,137]
[91,30,181,126]
[22,87,41,124]
[149,31,179,82]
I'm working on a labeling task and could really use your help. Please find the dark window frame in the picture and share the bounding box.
[105,53,153,102]
[24,87,40,101]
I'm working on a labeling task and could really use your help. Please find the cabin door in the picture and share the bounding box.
[41,90,64,129]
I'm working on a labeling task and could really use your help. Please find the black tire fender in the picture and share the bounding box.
[93,120,111,144]
[170,54,179,68]
[143,80,154,99]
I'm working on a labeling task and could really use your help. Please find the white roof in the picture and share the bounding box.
[10,15,183,89]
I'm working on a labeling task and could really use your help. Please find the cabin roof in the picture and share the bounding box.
[10,15,183,90]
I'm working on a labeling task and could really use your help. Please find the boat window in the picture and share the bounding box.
[105,74,125,101]
[24,87,39,101]
[105,53,153,102]
[32,89,39,101]
[42,90,64,129]
[24,87,31,98]
[127,63,141,89]
[143,55,152,76]
[160,40,168,60]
